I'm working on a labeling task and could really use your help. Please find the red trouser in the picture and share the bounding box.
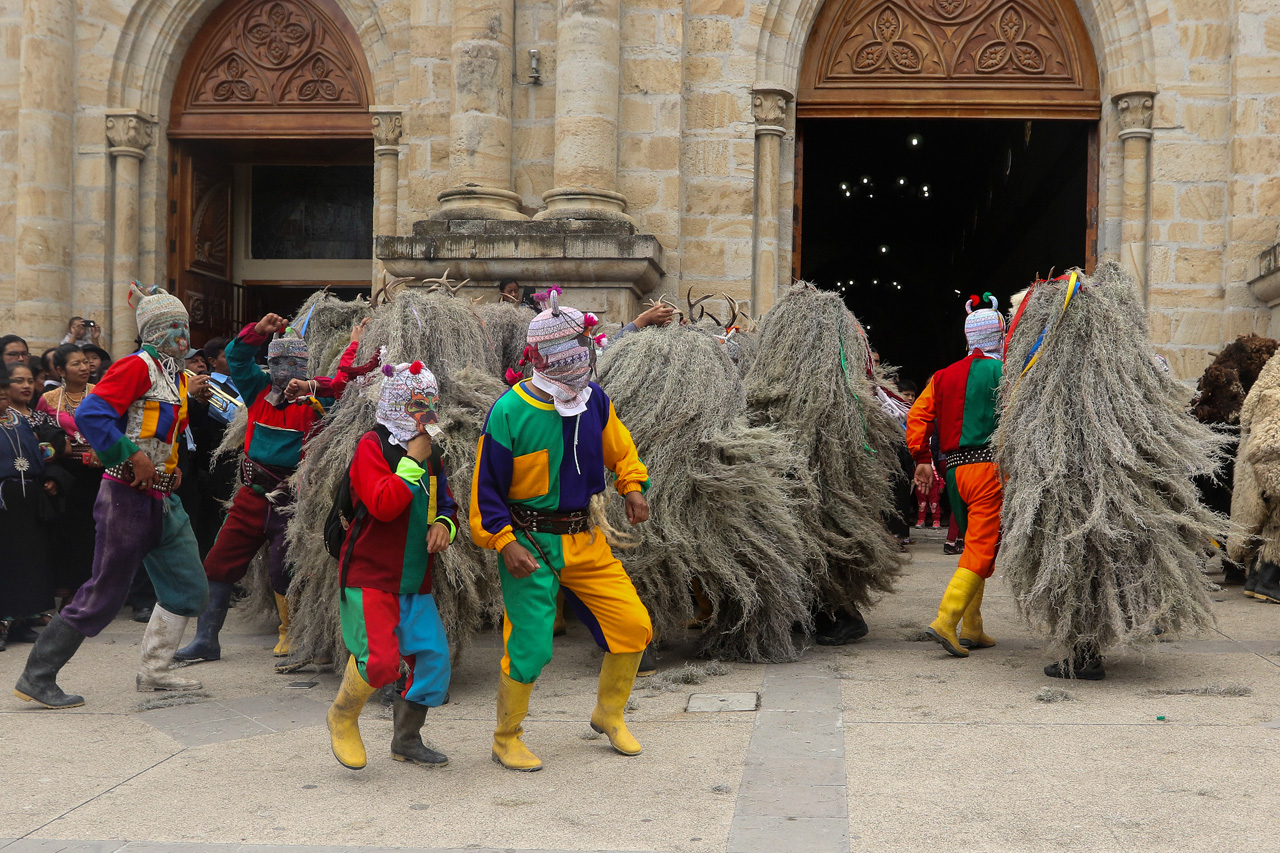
[944,461,1002,579]
[203,485,292,595]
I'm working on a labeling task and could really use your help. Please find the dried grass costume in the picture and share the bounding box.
[1227,351,1280,603]
[996,264,1224,678]
[597,323,819,662]
[743,284,904,642]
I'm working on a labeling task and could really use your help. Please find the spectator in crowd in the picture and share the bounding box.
[61,317,103,348]
[0,363,59,651]
[498,279,521,303]
[2,335,28,364]
[898,379,918,406]
[82,345,113,384]
[5,362,61,436]
[185,349,208,375]
[614,302,677,343]
[37,344,102,606]
[39,349,59,391]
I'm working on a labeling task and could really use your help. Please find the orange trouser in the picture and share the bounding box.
[943,461,1002,579]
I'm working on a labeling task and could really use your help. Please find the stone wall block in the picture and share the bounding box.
[1178,23,1229,60]
[1174,247,1224,284]
[1177,184,1226,220]
[1256,177,1280,217]
[623,58,681,94]
[1171,310,1223,345]
[1152,141,1230,182]
[1231,136,1280,174]
[687,18,732,52]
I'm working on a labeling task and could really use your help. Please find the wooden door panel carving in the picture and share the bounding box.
[169,144,241,342]
[170,0,372,137]
[799,0,1100,117]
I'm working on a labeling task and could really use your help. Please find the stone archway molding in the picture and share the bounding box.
[749,0,1160,309]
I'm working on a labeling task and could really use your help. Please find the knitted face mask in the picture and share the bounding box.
[267,354,308,392]
[525,289,603,416]
[153,319,191,362]
[377,359,444,445]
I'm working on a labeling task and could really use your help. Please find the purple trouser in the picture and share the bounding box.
[61,477,209,638]
[203,484,292,595]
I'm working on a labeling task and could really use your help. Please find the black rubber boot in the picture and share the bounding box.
[815,607,869,646]
[1221,559,1247,586]
[1253,561,1280,604]
[1044,643,1105,680]
[13,614,86,708]
[0,619,8,652]
[390,697,449,766]
[174,581,233,663]
[1244,561,1261,598]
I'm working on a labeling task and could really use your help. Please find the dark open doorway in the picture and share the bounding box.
[796,118,1095,388]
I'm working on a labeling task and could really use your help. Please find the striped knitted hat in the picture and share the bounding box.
[267,327,308,361]
[128,282,188,345]
[964,292,1005,356]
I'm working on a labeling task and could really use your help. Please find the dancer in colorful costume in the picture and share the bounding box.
[471,289,652,772]
[906,293,1004,658]
[326,358,457,770]
[177,313,341,664]
[14,283,210,707]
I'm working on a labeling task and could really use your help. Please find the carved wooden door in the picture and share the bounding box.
[168,143,241,343]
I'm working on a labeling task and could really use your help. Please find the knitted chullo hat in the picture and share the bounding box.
[524,287,604,416]
[267,327,308,360]
[964,292,1005,357]
[128,281,188,344]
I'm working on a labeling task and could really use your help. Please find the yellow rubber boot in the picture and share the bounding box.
[327,656,376,770]
[959,580,996,650]
[493,672,542,771]
[589,651,643,756]
[273,593,291,657]
[925,568,983,658]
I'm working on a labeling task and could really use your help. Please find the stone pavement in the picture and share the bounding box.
[3,528,1279,853]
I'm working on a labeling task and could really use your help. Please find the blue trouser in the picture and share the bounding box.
[340,588,451,706]
[61,477,209,637]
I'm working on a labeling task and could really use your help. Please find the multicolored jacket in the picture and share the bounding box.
[226,324,335,472]
[77,345,188,475]
[469,381,649,552]
[906,350,1004,466]
[341,426,458,595]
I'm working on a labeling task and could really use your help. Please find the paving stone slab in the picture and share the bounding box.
[685,692,759,712]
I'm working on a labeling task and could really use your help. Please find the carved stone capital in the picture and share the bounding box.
[1113,91,1156,140]
[752,89,790,138]
[371,111,404,148]
[105,110,154,157]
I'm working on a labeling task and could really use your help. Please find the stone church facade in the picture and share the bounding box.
[0,0,1277,382]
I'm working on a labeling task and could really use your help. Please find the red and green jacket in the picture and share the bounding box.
[227,324,335,471]
[341,426,458,595]
[906,350,1004,466]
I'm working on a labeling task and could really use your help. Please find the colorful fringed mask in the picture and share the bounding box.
[377,355,444,445]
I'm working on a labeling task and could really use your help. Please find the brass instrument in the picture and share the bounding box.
[185,370,243,419]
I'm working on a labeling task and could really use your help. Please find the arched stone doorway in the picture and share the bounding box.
[775,0,1105,379]
[749,0,1157,332]
[163,0,383,342]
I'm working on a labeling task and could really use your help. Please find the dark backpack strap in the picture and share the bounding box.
[339,427,413,598]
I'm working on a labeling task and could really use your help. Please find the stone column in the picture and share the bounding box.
[750,88,790,316]
[1114,91,1156,303]
[535,0,628,221]
[14,0,75,345]
[105,110,154,351]
[372,110,403,237]
[436,0,524,220]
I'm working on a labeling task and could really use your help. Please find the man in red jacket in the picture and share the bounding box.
[326,358,458,771]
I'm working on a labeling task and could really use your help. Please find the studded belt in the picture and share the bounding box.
[104,461,179,494]
[510,506,592,536]
[945,446,995,471]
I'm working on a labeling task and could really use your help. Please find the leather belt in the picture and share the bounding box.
[510,506,592,536]
[105,461,178,494]
[946,446,995,471]
[241,458,293,492]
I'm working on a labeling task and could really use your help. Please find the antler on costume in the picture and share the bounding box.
[686,287,724,326]
[646,294,682,323]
